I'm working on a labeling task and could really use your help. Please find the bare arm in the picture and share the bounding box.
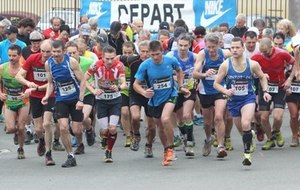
[193,50,216,79]
[41,61,54,104]
[70,57,85,102]
[133,79,154,99]
[213,61,230,95]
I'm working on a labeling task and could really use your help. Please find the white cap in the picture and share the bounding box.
[247,27,259,36]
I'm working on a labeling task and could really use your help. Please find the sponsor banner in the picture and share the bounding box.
[81,0,236,31]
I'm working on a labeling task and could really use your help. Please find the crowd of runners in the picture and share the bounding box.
[0,13,299,167]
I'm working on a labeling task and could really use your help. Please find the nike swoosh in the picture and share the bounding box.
[200,8,231,27]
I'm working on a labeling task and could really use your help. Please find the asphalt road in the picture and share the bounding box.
[0,109,300,190]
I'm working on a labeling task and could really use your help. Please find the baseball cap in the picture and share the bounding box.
[110,21,122,35]
[5,25,18,34]
[193,26,206,36]
[174,26,186,39]
[247,27,259,36]
[291,35,300,48]
[159,21,169,30]
[79,23,91,36]
[29,30,43,41]
[96,33,109,47]
[223,33,234,49]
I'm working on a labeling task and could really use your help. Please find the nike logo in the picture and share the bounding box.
[200,8,231,27]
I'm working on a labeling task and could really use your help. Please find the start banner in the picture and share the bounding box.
[81,0,237,31]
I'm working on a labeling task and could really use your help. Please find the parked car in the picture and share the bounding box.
[0,11,40,26]
[36,8,80,33]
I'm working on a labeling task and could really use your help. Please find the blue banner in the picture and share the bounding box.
[193,0,236,28]
[81,0,111,29]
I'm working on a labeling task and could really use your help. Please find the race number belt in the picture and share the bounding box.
[267,82,279,93]
[153,77,171,90]
[58,81,76,96]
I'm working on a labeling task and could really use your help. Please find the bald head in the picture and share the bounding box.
[259,38,273,56]
[133,19,144,33]
[40,40,52,61]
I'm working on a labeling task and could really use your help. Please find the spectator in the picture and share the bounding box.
[0,25,26,64]
[219,22,230,34]
[262,28,274,40]
[108,21,129,55]
[92,33,109,60]
[253,19,266,40]
[230,14,248,38]
[132,19,144,42]
[193,25,206,50]
[17,18,35,45]
[42,16,61,39]
[56,24,70,44]
[89,17,106,41]
[22,30,43,60]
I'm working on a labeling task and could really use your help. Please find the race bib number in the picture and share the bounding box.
[99,91,120,100]
[267,82,279,93]
[5,86,22,101]
[291,82,300,93]
[33,67,47,82]
[58,81,76,96]
[153,77,171,90]
[232,79,248,96]
[7,95,18,101]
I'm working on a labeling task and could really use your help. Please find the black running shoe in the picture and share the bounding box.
[85,129,95,146]
[74,143,85,155]
[61,155,77,168]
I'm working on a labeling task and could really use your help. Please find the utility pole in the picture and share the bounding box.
[289,0,300,30]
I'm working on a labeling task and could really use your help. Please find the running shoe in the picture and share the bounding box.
[193,116,203,126]
[173,135,182,148]
[52,141,65,151]
[24,130,33,145]
[45,151,55,166]
[130,137,140,151]
[185,141,195,157]
[217,145,227,158]
[17,147,25,159]
[71,136,77,147]
[202,137,214,156]
[74,143,85,155]
[224,137,234,151]
[242,153,252,166]
[162,148,173,166]
[256,125,264,142]
[275,131,285,147]
[37,138,46,156]
[261,139,275,150]
[124,136,132,147]
[13,133,18,145]
[85,130,95,146]
[61,155,77,168]
[104,150,113,163]
[290,136,299,147]
[144,144,153,158]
